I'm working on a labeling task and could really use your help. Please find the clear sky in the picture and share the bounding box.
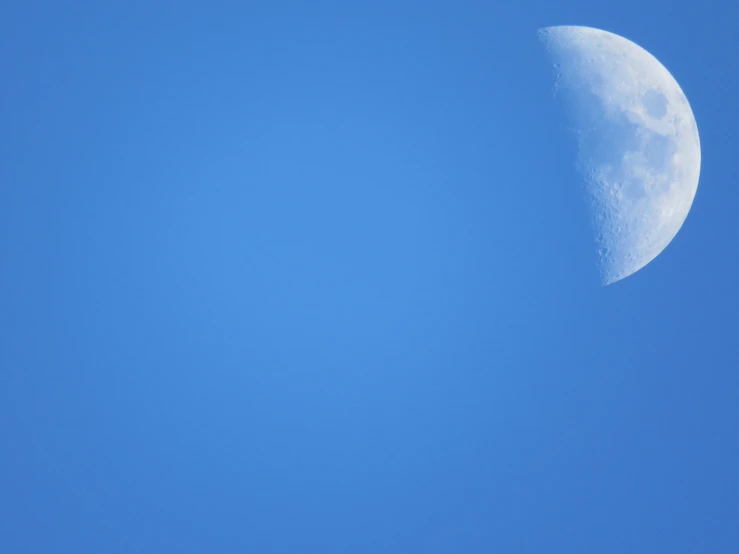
[1,1,737,553]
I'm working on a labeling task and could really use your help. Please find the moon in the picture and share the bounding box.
[538,26,701,285]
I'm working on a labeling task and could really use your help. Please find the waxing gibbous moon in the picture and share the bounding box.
[538,26,701,285]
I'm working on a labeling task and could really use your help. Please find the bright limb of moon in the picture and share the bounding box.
[538,26,701,285]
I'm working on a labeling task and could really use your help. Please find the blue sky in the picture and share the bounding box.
[1,1,737,552]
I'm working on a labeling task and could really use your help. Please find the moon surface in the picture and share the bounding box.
[538,26,701,285]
